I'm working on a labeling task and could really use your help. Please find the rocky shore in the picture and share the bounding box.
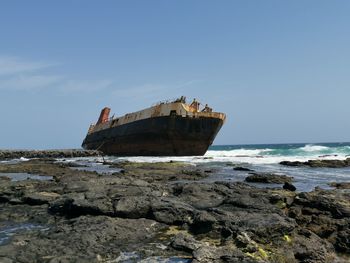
[280,158,350,168]
[0,149,102,160]
[0,158,349,262]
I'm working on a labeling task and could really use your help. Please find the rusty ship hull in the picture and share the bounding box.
[82,99,226,156]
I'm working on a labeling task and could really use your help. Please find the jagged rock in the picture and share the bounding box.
[192,243,255,263]
[288,189,350,256]
[1,158,349,262]
[245,172,293,184]
[280,158,350,168]
[335,229,350,253]
[0,216,165,262]
[114,196,152,218]
[171,233,202,253]
[294,191,350,218]
[172,183,226,209]
[48,194,114,217]
[235,231,258,252]
[22,192,61,205]
[291,231,336,263]
[283,182,297,191]
[190,211,217,234]
[151,198,196,225]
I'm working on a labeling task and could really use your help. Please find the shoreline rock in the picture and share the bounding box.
[280,158,350,168]
[328,182,350,189]
[233,166,254,172]
[283,182,297,191]
[245,172,293,184]
[0,159,349,262]
[0,149,102,160]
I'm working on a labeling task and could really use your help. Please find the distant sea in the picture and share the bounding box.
[116,142,350,164]
[208,142,350,164]
[105,142,350,192]
[47,142,350,192]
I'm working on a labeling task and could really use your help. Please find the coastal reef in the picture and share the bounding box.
[0,157,349,262]
[280,158,350,168]
[0,149,102,160]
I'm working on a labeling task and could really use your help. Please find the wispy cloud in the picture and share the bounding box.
[0,55,201,99]
[0,74,63,91]
[0,55,113,93]
[0,56,55,76]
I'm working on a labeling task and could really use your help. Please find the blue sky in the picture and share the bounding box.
[0,1,349,149]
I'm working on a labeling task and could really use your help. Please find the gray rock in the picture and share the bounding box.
[1,158,349,262]
[280,158,350,168]
[245,173,293,184]
[114,196,152,218]
[0,149,102,160]
[151,198,196,225]
[283,182,297,191]
[171,233,201,252]
[190,211,217,234]
[335,229,350,253]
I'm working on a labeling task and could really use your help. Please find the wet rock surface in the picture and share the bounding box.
[245,172,293,184]
[233,167,254,172]
[328,182,350,189]
[0,159,349,262]
[280,158,350,168]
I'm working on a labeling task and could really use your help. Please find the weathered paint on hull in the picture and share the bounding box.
[82,115,224,156]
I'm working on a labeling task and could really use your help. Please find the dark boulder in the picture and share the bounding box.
[283,182,297,191]
[114,196,152,219]
[48,194,114,217]
[245,173,293,184]
[279,161,305,167]
[291,231,335,263]
[233,167,254,172]
[293,191,350,218]
[151,198,196,225]
[190,211,217,234]
[335,229,350,253]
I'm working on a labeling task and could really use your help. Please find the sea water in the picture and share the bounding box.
[0,223,49,245]
[57,143,350,192]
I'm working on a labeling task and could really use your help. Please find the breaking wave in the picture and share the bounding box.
[299,145,330,152]
[116,143,350,164]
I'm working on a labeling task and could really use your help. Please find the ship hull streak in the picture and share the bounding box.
[82,115,224,156]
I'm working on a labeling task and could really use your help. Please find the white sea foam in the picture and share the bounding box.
[204,148,270,157]
[206,150,347,164]
[0,157,30,164]
[57,144,350,165]
[299,144,330,152]
[115,148,349,165]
